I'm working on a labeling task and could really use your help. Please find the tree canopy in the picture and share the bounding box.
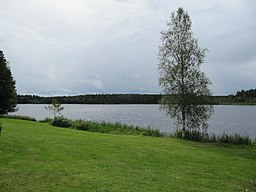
[158,7,213,134]
[0,50,17,115]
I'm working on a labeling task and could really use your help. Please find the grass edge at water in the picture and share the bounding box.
[1,115,255,145]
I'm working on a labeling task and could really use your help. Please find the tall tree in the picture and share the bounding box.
[158,7,213,135]
[0,50,17,115]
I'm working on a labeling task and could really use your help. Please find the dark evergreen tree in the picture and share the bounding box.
[0,50,17,114]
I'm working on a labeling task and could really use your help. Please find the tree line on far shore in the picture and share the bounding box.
[16,90,256,105]
[17,94,162,104]
[212,89,256,104]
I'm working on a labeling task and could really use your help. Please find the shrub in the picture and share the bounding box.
[39,117,53,123]
[71,120,89,131]
[51,116,71,128]
[141,127,163,137]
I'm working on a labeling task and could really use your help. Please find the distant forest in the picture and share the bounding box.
[213,89,256,104]
[17,89,256,104]
[17,94,162,104]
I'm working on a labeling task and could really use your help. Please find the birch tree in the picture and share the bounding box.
[158,7,213,136]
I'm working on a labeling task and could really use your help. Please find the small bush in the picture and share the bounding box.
[39,117,53,123]
[141,127,163,137]
[51,116,72,128]
[71,120,89,131]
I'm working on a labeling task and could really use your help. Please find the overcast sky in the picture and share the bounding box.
[0,0,255,96]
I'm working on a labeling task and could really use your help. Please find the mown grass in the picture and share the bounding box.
[0,118,255,192]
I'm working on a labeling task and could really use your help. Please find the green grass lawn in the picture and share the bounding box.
[0,118,255,192]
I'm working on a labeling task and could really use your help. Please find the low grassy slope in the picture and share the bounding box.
[0,118,255,192]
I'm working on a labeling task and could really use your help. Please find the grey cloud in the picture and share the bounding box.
[0,0,255,95]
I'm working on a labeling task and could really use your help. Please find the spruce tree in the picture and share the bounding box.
[0,50,17,114]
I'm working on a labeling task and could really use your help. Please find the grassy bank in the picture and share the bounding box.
[0,118,256,191]
[3,115,253,145]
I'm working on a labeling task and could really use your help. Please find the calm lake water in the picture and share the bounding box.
[11,104,256,139]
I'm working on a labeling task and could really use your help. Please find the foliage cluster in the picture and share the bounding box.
[47,116,163,137]
[71,119,90,131]
[174,130,254,145]
[51,116,71,128]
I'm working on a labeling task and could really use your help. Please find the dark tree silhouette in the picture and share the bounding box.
[0,50,17,115]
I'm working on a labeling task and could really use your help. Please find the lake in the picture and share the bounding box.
[11,104,256,139]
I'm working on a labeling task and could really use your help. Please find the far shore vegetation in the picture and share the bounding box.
[16,88,256,105]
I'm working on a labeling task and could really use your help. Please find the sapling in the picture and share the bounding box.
[45,99,64,118]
